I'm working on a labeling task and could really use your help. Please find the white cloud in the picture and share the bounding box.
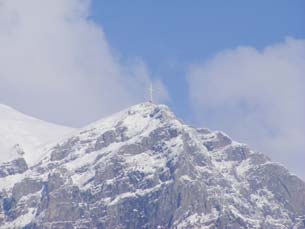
[187,38,305,179]
[0,0,168,126]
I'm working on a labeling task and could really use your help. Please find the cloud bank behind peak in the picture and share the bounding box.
[188,38,305,179]
[0,0,168,127]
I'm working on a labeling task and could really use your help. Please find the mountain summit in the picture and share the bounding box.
[0,103,305,228]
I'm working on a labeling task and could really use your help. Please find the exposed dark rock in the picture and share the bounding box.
[204,132,232,151]
[0,158,28,177]
[12,178,43,201]
[50,137,80,161]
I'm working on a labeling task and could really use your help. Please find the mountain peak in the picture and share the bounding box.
[126,102,176,121]
[119,102,174,120]
[83,102,179,138]
[1,103,305,228]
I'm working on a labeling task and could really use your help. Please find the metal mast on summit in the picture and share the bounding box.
[149,83,153,103]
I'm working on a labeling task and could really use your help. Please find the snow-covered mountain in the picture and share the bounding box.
[0,104,74,165]
[0,103,304,228]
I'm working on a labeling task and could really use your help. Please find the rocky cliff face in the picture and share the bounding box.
[0,103,305,228]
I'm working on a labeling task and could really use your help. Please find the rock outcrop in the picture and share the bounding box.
[0,103,304,228]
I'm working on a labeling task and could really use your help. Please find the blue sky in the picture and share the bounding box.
[91,0,305,123]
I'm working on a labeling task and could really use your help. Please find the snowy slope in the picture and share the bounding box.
[0,103,305,228]
[0,104,75,166]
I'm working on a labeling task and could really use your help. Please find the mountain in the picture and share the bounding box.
[0,103,304,228]
[0,104,74,166]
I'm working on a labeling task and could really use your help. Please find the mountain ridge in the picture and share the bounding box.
[0,102,305,228]
[0,104,75,166]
